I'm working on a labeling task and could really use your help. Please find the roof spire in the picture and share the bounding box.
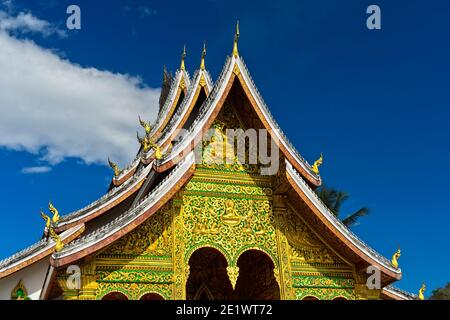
[232,21,240,57]
[200,41,206,70]
[180,45,186,71]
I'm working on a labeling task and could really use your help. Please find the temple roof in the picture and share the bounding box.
[382,285,417,300]
[0,224,84,279]
[51,152,195,267]
[54,59,213,232]
[152,53,322,186]
[1,32,411,296]
[49,51,398,285]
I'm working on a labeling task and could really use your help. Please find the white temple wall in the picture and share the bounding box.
[0,258,50,300]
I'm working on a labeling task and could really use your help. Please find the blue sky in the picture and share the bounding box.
[0,0,449,296]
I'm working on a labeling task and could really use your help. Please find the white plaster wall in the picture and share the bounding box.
[0,257,50,300]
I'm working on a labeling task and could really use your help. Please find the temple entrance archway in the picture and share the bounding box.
[303,296,319,300]
[234,250,280,300]
[186,247,234,300]
[140,293,164,300]
[101,292,128,300]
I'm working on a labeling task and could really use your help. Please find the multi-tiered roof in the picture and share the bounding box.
[0,25,413,300]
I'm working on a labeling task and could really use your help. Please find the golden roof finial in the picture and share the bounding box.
[40,211,51,230]
[108,157,121,177]
[232,21,240,57]
[311,153,323,175]
[49,226,64,252]
[138,115,152,134]
[180,45,186,71]
[391,247,401,269]
[418,283,426,300]
[200,41,206,70]
[49,201,59,225]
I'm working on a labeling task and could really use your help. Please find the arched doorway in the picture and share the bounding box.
[101,292,128,300]
[303,296,319,300]
[234,250,280,300]
[140,293,164,300]
[186,247,234,300]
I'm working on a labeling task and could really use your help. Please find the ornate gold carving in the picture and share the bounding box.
[41,211,51,230]
[49,226,64,252]
[180,76,186,90]
[101,204,172,257]
[193,216,220,235]
[137,132,162,158]
[108,158,121,177]
[418,283,426,300]
[11,280,30,300]
[49,202,59,224]
[278,206,341,264]
[96,282,171,300]
[221,199,243,226]
[226,266,239,289]
[199,74,207,87]
[41,202,60,230]
[233,63,240,76]
[311,153,323,175]
[138,115,152,135]
[273,268,281,287]
[391,248,401,269]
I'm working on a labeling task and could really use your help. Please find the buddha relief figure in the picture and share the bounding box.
[221,199,243,226]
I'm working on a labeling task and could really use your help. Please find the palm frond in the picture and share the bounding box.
[333,191,349,215]
[342,207,370,227]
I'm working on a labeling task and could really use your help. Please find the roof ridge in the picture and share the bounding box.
[286,161,399,273]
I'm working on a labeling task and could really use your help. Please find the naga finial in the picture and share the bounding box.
[232,21,240,57]
[48,202,59,225]
[148,140,162,160]
[180,45,186,71]
[137,131,161,157]
[137,131,151,153]
[311,153,323,174]
[49,226,64,252]
[138,115,152,134]
[200,41,206,70]
[391,248,401,269]
[418,283,426,300]
[108,157,121,177]
[40,211,51,230]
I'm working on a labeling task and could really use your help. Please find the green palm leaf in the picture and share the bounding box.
[342,207,370,227]
[316,185,369,227]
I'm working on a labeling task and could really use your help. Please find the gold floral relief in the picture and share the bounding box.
[100,203,172,258]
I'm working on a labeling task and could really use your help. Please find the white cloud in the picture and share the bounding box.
[21,166,52,174]
[0,31,160,168]
[0,10,66,37]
